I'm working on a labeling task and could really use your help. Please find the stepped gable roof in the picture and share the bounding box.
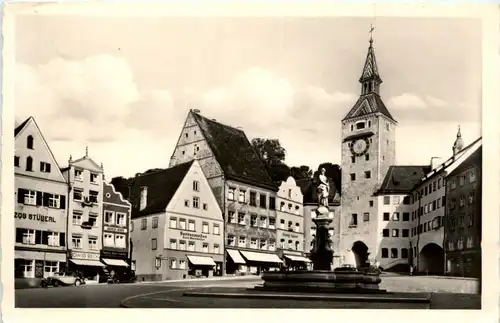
[447,145,482,178]
[192,111,278,191]
[296,177,340,205]
[129,161,194,218]
[376,165,432,195]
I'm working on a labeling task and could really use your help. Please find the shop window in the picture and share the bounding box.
[18,259,34,278]
[44,261,59,278]
[179,259,186,269]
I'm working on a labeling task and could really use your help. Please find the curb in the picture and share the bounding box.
[135,275,261,285]
[182,291,432,303]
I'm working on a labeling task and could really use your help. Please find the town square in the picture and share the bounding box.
[4,2,494,316]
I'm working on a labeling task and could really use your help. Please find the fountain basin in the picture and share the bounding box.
[258,268,384,293]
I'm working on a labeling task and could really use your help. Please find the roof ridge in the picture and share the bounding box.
[136,160,194,179]
[193,111,245,134]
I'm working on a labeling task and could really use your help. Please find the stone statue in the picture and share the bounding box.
[315,167,330,208]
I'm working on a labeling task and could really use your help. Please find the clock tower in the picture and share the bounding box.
[338,34,397,266]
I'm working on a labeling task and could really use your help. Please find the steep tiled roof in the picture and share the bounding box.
[360,41,381,83]
[296,177,340,205]
[129,161,194,218]
[448,145,482,178]
[342,93,396,122]
[192,112,277,191]
[376,165,432,195]
[15,117,31,137]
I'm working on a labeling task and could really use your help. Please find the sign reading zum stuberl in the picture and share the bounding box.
[71,251,100,261]
[15,212,56,223]
[180,231,208,241]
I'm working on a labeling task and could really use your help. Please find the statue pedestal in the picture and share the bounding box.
[310,206,333,271]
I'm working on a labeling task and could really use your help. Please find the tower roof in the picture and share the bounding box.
[342,93,396,122]
[359,38,382,83]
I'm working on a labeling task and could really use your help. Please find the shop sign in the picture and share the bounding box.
[15,212,56,223]
[71,251,100,261]
[104,226,127,233]
[101,250,128,258]
[180,231,207,241]
[283,232,299,239]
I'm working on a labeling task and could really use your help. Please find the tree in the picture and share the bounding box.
[251,138,286,166]
[290,165,313,180]
[251,137,290,183]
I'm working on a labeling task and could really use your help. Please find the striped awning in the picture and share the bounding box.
[102,258,129,267]
[226,249,246,264]
[70,259,105,267]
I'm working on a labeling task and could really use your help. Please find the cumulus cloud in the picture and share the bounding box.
[15,55,176,143]
[387,93,427,110]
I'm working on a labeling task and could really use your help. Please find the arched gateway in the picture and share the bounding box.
[352,241,369,269]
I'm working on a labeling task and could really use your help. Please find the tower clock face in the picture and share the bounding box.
[351,138,369,156]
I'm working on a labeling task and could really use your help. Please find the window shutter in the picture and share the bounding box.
[60,195,66,209]
[59,233,66,247]
[36,192,43,206]
[17,189,25,204]
[16,228,24,243]
[43,193,51,207]
[35,230,42,244]
[39,162,43,172]
[47,163,51,173]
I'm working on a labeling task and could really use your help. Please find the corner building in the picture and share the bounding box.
[129,160,224,281]
[169,110,282,275]
[14,117,68,286]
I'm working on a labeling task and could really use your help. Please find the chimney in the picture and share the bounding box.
[140,186,148,211]
[430,157,442,170]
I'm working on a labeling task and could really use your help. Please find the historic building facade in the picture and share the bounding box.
[101,181,132,275]
[130,160,224,281]
[14,117,68,285]
[444,144,482,278]
[276,177,309,268]
[169,110,282,275]
[61,149,105,281]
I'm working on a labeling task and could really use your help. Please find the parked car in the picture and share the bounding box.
[107,270,137,284]
[41,272,85,288]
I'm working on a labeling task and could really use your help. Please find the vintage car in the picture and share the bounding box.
[41,272,85,288]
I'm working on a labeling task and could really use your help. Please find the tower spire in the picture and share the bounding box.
[360,25,382,96]
[453,125,464,156]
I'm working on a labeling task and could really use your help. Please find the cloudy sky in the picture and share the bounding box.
[14,13,482,179]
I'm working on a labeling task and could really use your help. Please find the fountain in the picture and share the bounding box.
[257,167,385,293]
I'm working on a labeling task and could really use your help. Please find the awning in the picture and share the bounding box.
[187,255,216,266]
[240,251,283,264]
[102,258,129,267]
[284,254,312,263]
[226,249,246,264]
[70,259,105,267]
[15,250,66,262]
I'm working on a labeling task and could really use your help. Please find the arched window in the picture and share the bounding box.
[26,156,33,171]
[27,135,34,149]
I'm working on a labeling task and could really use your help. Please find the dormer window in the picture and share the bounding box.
[90,173,98,184]
[27,135,34,149]
[75,169,83,181]
[356,121,366,130]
